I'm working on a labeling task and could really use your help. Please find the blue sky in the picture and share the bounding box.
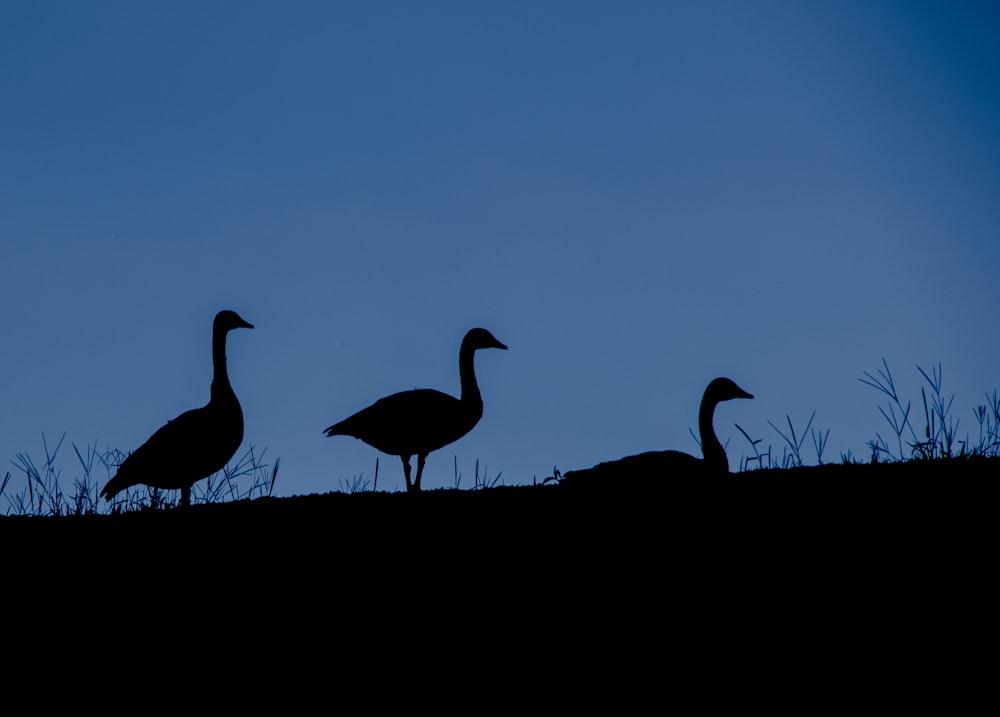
[2,1,998,499]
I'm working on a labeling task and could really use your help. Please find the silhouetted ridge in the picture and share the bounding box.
[562,376,753,484]
[324,327,507,492]
[100,310,254,507]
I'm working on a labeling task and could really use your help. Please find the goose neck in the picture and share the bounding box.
[458,345,483,412]
[698,396,727,471]
[211,328,233,398]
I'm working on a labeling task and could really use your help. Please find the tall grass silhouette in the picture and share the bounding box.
[4,359,997,516]
[736,358,999,470]
[860,358,999,461]
[1,432,278,516]
[737,411,831,470]
[332,455,504,493]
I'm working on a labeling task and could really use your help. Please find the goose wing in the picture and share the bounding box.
[104,403,241,495]
[561,449,703,486]
[325,388,477,456]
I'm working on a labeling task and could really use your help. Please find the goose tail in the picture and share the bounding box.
[323,422,345,438]
[99,472,132,502]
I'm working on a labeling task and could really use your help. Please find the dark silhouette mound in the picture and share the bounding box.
[324,327,507,492]
[562,376,753,484]
[100,310,254,507]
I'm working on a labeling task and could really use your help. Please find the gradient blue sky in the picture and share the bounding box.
[2,1,998,499]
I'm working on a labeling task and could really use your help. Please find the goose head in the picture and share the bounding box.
[215,310,255,333]
[705,377,754,404]
[463,327,508,352]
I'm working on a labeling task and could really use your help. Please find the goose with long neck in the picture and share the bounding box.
[324,327,507,493]
[695,377,752,472]
[561,377,753,483]
[100,310,254,507]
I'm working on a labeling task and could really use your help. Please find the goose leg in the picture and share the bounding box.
[401,455,413,492]
[180,485,191,507]
[414,454,427,492]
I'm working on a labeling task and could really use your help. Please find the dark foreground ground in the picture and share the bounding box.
[4,456,995,701]
[5,456,995,574]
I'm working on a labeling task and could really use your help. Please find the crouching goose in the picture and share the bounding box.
[562,376,753,483]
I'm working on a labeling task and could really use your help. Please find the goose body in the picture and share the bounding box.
[324,327,507,492]
[562,377,753,483]
[100,310,254,507]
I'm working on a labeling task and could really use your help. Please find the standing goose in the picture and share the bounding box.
[100,310,254,507]
[562,377,753,483]
[324,327,507,493]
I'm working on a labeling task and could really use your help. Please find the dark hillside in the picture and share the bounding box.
[5,457,994,679]
[5,457,995,567]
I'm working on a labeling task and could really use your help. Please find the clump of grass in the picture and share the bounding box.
[0,472,12,508]
[736,412,830,471]
[337,475,371,493]
[3,432,121,516]
[453,456,503,490]
[337,457,377,494]
[735,424,771,471]
[197,444,279,504]
[973,390,1000,457]
[736,359,997,471]
[3,432,279,516]
[734,411,830,471]
[767,412,830,467]
[860,358,999,462]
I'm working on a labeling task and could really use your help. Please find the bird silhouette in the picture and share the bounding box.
[100,310,254,507]
[562,377,753,483]
[324,327,507,493]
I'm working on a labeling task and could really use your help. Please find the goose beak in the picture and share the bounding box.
[738,388,753,399]
[495,340,508,350]
[239,319,255,330]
